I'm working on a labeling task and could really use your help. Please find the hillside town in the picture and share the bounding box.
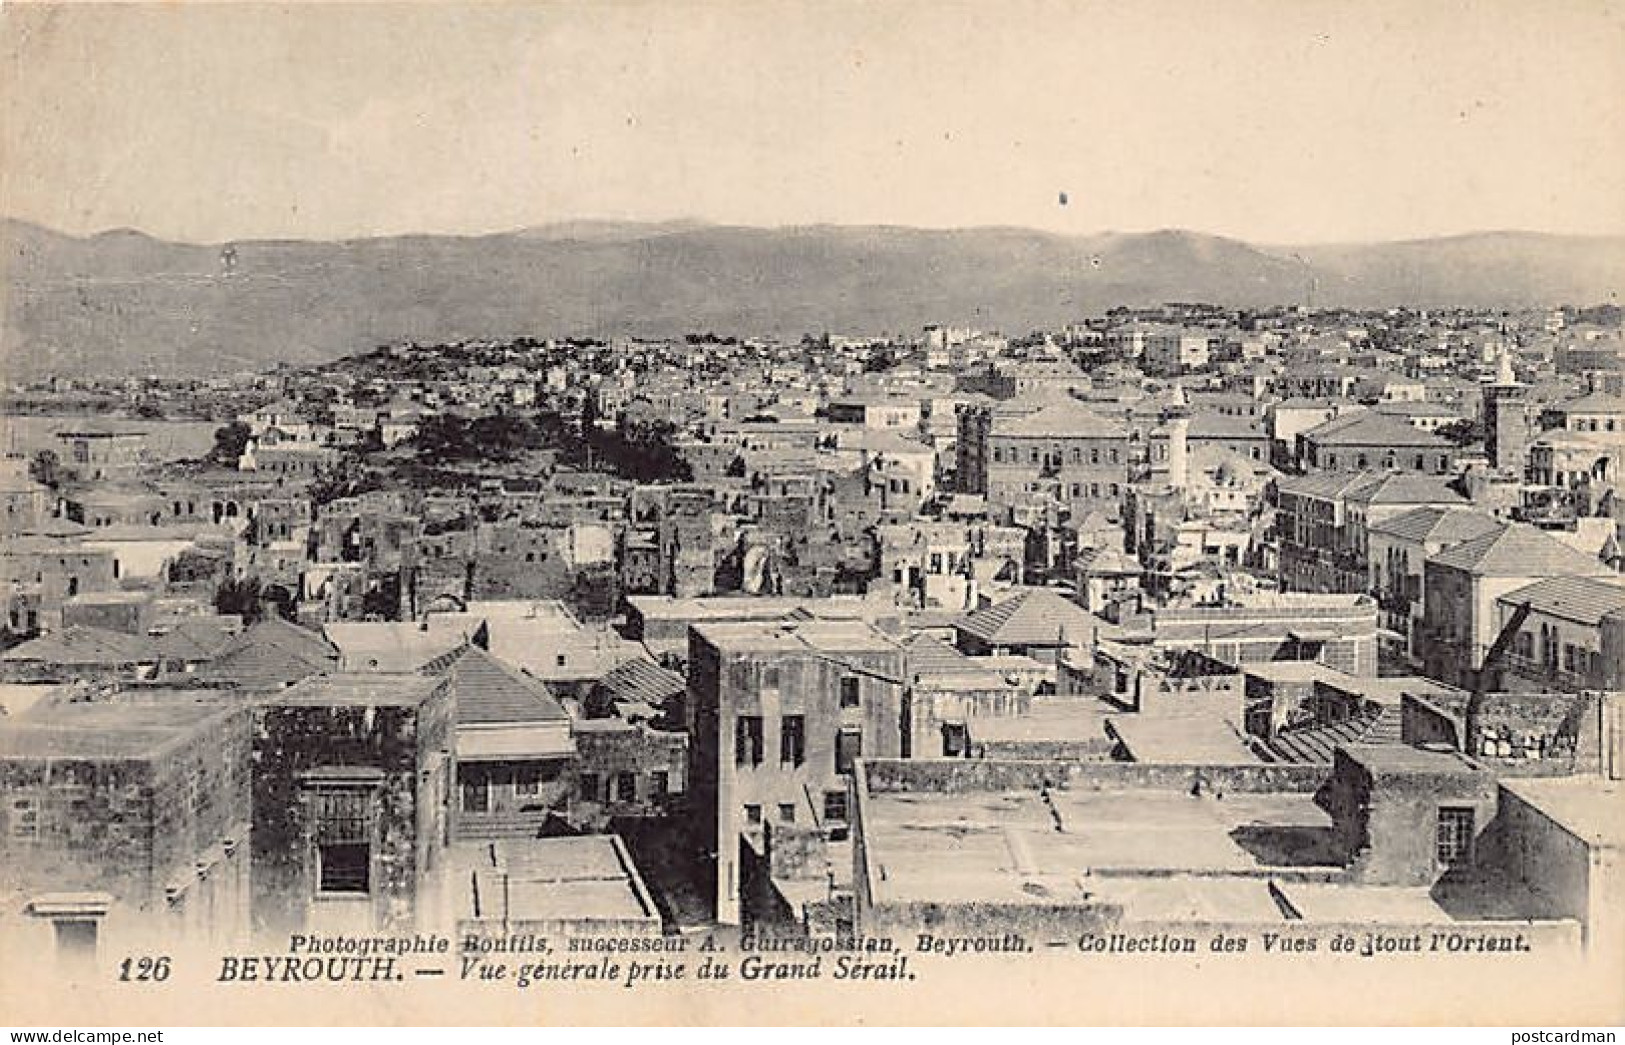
[2,300,1622,968]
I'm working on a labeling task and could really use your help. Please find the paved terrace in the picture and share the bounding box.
[860,782,1341,915]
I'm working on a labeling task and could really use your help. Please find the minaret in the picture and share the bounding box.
[1165,381,1190,490]
[1483,343,1528,475]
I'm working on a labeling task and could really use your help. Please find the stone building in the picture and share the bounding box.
[687,619,905,925]
[249,673,454,938]
[0,695,252,968]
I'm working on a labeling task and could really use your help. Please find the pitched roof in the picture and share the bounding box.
[1275,472,1369,500]
[901,632,975,673]
[1343,473,1466,507]
[1498,575,1625,626]
[1303,410,1452,448]
[955,588,1096,646]
[1428,524,1614,578]
[446,646,569,726]
[994,398,1127,440]
[0,626,158,665]
[198,617,337,690]
[1554,391,1625,415]
[595,657,686,706]
[1369,506,1505,545]
[151,617,241,662]
[1077,546,1140,575]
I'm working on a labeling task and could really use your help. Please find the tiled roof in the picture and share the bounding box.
[1303,410,1451,448]
[955,588,1096,646]
[1369,506,1504,545]
[0,626,158,665]
[596,657,686,706]
[151,617,240,661]
[995,398,1127,440]
[1345,473,1466,507]
[901,633,974,673]
[447,646,568,726]
[199,618,337,690]
[1275,473,1367,500]
[1265,704,1403,765]
[1498,575,1625,626]
[1428,524,1613,578]
[1077,546,1140,575]
[1554,392,1625,414]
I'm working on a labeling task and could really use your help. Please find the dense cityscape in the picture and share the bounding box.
[1,298,1621,970]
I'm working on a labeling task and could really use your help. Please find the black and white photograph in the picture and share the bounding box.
[0,0,1621,1031]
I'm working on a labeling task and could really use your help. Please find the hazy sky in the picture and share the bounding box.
[3,0,1623,244]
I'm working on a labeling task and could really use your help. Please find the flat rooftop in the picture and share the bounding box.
[970,696,1115,745]
[271,672,444,708]
[1341,743,1483,778]
[449,836,659,926]
[1107,715,1259,764]
[1501,777,1625,849]
[1244,662,1351,684]
[860,786,1337,909]
[693,619,900,655]
[0,695,239,760]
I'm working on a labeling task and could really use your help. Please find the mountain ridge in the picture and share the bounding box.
[3,218,1622,378]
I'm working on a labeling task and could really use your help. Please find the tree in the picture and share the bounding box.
[1436,418,1485,448]
[28,449,61,489]
[216,575,294,626]
[215,575,266,625]
[210,421,251,465]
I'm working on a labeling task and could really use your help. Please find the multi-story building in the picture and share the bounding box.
[1298,411,1456,475]
[1420,524,1617,689]
[1368,506,1505,659]
[686,619,905,925]
[250,673,454,938]
[1492,576,1625,692]
[957,398,1130,520]
[1276,472,1466,594]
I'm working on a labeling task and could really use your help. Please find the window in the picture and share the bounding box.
[781,715,806,766]
[615,771,637,802]
[312,788,372,895]
[942,721,969,758]
[9,796,38,841]
[1436,806,1474,866]
[839,675,861,709]
[579,772,601,802]
[823,789,849,822]
[736,715,764,766]
[1090,447,1100,465]
[744,804,762,825]
[515,768,540,796]
[650,770,669,798]
[762,664,781,691]
[461,776,490,814]
[778,803,797,824]
[835,727,863,775]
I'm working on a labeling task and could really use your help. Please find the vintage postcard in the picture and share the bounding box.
[0,0,1622,1028]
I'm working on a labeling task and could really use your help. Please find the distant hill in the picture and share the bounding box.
[3,218,1622,378]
